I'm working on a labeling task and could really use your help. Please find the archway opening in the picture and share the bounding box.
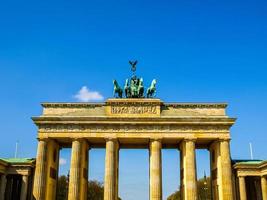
[88,148,106,199]
[119,149,149,200]
[162,149,180,200]
[57,148,71,199]
[196,149,211,200]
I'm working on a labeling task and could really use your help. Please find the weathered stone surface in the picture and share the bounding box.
[32,98,236,200]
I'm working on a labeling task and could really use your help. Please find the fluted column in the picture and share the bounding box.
[238,176,246,200]
[114,142,119,200]
[0,174,7,200]
[180,139,197,200]
[220,139,233,200]
[261,176,267,200]
[33,139,48,200]
[20,175,29,200]
[104,138,119,200]
[79,140,89,200]
[149,139,162,200]
[68,139,82,200]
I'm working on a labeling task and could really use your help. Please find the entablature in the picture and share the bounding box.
[39,99,232,118]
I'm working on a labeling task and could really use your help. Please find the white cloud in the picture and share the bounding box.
[74,86,104,102]
[59,158,67,165]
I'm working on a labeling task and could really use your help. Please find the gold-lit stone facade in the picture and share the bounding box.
[233,160,267,200]
[0,158,35,200]
[32,98,237,200]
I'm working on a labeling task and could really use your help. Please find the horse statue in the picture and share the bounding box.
[113,80,123,98]
[130,77,139,97]
[124,79,130,98]
[146,79,156,98]
[138,77,144,98]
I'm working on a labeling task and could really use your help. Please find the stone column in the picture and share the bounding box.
[261,176,267,200]
[45,140,60,200]
[0,174,7,200]
[20,175,29,200]
[104,138,119,200]
[68,139,82,200]
[238,176,246,200]
[180,139,197,200]
[149,139,162,200]
[220,139,233,200]
[33,139,48,200]
[79,140,89,200]
[114,142,119,200]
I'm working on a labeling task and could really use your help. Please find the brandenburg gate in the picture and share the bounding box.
[32,62,236,200]
[32,98,235,200]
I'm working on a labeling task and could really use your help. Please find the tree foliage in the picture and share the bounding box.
[167,177,211,200]
[56,175,68,200]
[87,180,104,200]
[56,175,122,200]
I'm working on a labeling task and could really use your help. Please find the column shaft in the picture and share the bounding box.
[20,175,29,200]
[79,141,89,200]
[0,174,7,200]
[45,140,60,200]
[180,139,197,200]
[220,140,233,200]
[68,140,82,200]
[114,142,119,200]
[262,176,267,200]
[33,139,48,200]
[104,139,118,200]
[149,140,162,200]
[238,176,246,200]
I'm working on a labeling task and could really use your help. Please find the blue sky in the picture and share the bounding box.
[0,0,266,199]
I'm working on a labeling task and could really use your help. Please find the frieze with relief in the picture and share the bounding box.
[38,124,230,133]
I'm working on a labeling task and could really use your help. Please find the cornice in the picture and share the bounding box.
[32,116,236,124]
[233,161,267,170]
[41,102,105,108]
[164,103,228,109]
[41,102,228,109]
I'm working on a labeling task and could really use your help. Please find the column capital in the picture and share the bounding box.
[184,137,197,142]
[105,137,118,143]
[37,137,50,142]
[72,138,90,146]
[72,137,84,142]
[218,137,231,142]
[150,138,162,142]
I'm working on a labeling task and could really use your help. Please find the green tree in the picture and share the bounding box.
[56,175,68,200]
[87,180,104,200]
[197,177,211,200]
[167,190,180,200]
[56,175,122,200]
[167,176,211,200]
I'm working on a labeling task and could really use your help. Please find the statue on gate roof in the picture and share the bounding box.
[113,60,156,98]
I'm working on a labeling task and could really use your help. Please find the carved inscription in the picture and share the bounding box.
[106,99,162,117]
[111,105,157,114]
